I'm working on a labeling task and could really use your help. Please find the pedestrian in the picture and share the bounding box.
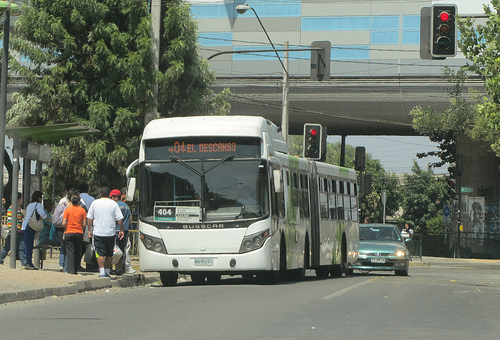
[121,187,135,274]
[2,197,6,216]
[109,189,131,275]
[62,194,86,274]
[78,183,95,212]
[22,191,48,270]
[0,193,26,266]
[53,189,77,272]
[404,223,414,235]
[87,186,124,278]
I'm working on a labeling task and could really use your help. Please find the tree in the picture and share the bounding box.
[9,0,154,193]
[458,0,500,158]
[8,0,229,196]
[397,161,449,233]
[157,1,230,117]
[410,68,479,176]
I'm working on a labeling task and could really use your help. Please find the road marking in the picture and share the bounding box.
[321,277,380,300]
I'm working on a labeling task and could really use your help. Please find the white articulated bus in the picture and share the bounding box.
[128,116,359,286]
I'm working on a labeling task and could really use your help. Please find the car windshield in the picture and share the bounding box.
[359,226,402,242]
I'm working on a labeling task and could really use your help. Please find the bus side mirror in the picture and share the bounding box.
[127,178,136,202]
[273,169,283,193]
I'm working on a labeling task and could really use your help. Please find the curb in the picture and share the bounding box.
[0,272,160,305]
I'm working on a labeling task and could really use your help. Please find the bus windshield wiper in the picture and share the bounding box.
[170,154,235,220]
[170,154,235,177]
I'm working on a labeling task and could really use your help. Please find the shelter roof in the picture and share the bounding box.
[6,123,99,143]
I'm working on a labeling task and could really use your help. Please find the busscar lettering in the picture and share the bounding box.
[182,224,224,229]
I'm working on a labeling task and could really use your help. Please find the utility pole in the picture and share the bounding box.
[281,41,289,143]
[148,0,161,125]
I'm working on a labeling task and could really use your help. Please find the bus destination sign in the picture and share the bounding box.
[145,137,261,160]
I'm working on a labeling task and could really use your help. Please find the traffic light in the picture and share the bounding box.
[310,41,331,81]
[446,177,456,199]
[304,123,323,160]
[431,4,457,58]
[355,146,366,172]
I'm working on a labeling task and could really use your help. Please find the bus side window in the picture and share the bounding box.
[337,180,344,220]
[301,173,310,218]
[319,176,328,219]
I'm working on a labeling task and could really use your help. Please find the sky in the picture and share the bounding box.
[328,135,447,175]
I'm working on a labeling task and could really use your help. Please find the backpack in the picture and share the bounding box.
[52,202,67,228]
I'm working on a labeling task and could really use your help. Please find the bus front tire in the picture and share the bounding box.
[160,271,178,287]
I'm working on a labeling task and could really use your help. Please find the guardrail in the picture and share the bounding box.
[406,234,422,261]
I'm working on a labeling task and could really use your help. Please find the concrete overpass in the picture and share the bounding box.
[213,77,485,136]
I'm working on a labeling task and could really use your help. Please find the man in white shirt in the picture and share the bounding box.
[87,187,124,277]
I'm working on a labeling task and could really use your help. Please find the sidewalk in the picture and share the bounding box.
[0,253,160,304]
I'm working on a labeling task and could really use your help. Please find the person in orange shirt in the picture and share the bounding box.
[62,194,86,274]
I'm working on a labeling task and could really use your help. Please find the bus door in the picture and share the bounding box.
[270,163,285,235]
[308,161,320,267]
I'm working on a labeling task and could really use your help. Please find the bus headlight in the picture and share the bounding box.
[239,229,269,253]
[141,232,168,254]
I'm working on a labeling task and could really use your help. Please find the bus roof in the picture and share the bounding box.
[143,116,288,153]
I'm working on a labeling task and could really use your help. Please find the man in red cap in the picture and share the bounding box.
[110,188,131,275]
[87,186,124,277]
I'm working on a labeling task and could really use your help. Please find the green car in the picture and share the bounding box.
[350,224,410,276]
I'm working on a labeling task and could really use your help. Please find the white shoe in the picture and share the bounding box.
[59,266,64,272]
[125,267,136,274]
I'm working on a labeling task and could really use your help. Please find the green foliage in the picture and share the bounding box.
[425,216,445,235]
[360,159,401,224]
[396,161,449,234]
[457,0,500,158]
[411,68,479,175]
[8,0,230,197]
[10,0,154,193]
[157,1,221,117]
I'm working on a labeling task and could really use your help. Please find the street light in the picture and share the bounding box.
[235,4,290,142]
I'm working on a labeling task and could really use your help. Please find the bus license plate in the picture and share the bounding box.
[371,258,386,263]
[194,258,214,266]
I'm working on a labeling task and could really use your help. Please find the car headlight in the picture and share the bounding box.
[396,250,406,257]
[239,229,270,253]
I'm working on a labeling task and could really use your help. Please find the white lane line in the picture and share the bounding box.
[321,277,380,300]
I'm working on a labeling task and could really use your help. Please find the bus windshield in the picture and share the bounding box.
[139,159,269,223]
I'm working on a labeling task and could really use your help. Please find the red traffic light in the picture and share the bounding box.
[439,11,450,21]
[309,129,318,136]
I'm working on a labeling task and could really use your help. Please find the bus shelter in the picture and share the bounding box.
[4,123,99,268]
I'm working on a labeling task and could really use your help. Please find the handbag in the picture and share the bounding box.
[1,224,9,239]
[28,203,44,232]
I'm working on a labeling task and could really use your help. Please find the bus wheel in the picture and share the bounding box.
[190,273,206,283]
[160,271,178,287]
[315,266,329,279]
